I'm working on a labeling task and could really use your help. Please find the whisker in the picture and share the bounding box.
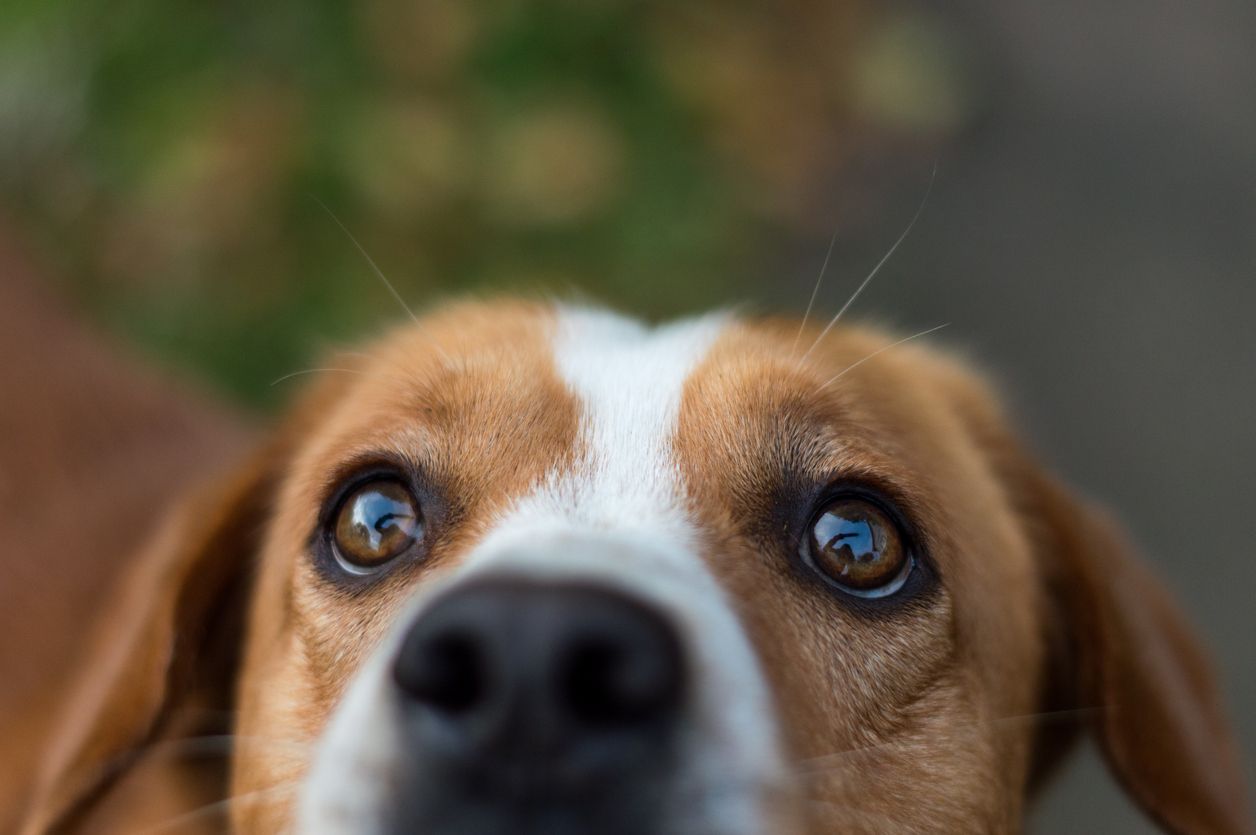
[312,197,421,325]
[51,731,313,814]
[342,343,454,372]
[139,782,301,834]
[813,323,950,393]
[269,367,367,387]
[269,362,419,390]
[790,228,841,356]
[798,162,938,365]
[141,734,315,759]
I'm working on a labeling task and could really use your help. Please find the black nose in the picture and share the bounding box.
[393,579,686,764]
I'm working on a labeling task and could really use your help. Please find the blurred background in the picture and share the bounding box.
[1,0,1252,831]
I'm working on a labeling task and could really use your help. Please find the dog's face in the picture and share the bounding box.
[24,301,1250,835]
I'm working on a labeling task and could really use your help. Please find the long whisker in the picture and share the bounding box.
[139,782,302,834]
[271,347,454,397]
[270,362,420,389]
[270,367,366,387]
[342,343,454,372]
[813,323,949,393]
[53,732,313,811]
[312,197,420,325]
[798,162,938,365]
[141,734,315,760]
[790,229,841,356]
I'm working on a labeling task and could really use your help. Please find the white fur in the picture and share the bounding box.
[298,307,782,834]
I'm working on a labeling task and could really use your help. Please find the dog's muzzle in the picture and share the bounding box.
[384,578,686,834]
[298,529,782,835]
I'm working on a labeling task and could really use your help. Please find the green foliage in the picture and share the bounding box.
[1,0,960,408]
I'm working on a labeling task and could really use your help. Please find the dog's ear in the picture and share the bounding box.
[18,359,362,834]
[1016,458,1252,834]
[19,438,283,834]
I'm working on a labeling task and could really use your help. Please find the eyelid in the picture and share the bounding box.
[826,555,915,599]
[813,477,932,553]
[334,552,386,577]
[316,459,417,526]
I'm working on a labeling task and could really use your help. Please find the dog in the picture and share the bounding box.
[5,287,1251,833]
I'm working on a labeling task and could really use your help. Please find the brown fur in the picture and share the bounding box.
[0,231,251,834]
[4,291,1250,834]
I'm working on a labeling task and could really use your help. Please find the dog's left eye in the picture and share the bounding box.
[331,480,423,573]
[803,497,912,598]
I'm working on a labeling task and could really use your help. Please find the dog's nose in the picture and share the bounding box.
[392,579,686,766]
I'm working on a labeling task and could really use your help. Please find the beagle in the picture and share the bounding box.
[11,299,1252,834]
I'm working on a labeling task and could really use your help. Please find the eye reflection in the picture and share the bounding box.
[807,497,911,596]
[333,480,422,572]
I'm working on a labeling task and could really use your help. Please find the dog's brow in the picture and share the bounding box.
[543,306,729,530]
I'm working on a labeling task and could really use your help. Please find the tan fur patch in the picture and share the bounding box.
[231,300,581,830]
[674,317,1042,833]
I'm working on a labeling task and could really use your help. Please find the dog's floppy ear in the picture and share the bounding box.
[17,358,361,834]
[1019,461,1252,834]
[19,439,282,835]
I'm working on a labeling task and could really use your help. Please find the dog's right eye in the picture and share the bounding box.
[331,480,423,574]
[802,495,913,598]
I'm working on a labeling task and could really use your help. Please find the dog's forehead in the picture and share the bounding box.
[309,301,969,503]
[530,306,731,528]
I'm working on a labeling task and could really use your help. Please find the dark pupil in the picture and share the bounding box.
[812,502,899,588]
[341,485,419,563]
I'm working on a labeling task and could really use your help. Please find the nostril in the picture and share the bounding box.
[563,639,629,725]
[561,619,685,727]
[394,629,484,715]
[392,579,687,758]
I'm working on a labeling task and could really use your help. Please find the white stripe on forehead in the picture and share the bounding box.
[546,306,729,531]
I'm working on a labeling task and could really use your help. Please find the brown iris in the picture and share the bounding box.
[333,480,422,572]
[807,497,910,595]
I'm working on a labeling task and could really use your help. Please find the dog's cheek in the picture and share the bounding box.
[230,634,327,834]
[799,690,1017,835]
[715,552,997,833]
[229,546,324,833]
